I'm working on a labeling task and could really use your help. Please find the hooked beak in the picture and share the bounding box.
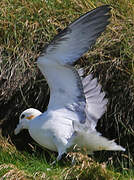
[14,115,35,135]
[14,123,23,135]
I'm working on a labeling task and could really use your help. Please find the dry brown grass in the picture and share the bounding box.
[63,152,113,180]
[0,164,32,180]
[0,0,134,174]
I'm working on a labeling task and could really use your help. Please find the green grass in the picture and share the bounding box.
[0,0,134,179]
[0,138,63,179]
[0,138,134,179]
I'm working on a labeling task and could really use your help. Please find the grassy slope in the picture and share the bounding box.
[0,0,134,179]
[0,136,134,179]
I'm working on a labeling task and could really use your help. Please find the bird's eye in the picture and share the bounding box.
[21,114,25,119]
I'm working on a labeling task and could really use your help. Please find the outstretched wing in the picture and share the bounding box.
[39,5,110,65]
[37,5,110,126]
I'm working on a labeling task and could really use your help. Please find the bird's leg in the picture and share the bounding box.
[50,151,65,166]
[57,152,65,161]
[50,135,67,164]
[71,154,77,165]
[50,160,57,166]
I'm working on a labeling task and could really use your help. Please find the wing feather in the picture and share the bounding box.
[40,5,111,65]
[82,75,108,129]
[37,5,110,128]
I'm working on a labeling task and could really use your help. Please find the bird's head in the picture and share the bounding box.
[14,108,42,135]
[19,108,42,122]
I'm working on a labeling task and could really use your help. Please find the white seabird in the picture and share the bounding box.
[14,5,125,161]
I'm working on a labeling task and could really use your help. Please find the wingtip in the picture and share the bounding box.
[98,5,111,11]
[93,4,111,12]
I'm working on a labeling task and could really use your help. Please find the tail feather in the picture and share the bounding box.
[74,131,125,153]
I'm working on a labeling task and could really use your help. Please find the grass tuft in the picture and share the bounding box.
[64,153,113,180]
[0,137,133,179]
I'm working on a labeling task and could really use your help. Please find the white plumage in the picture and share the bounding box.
[14,5,125,161]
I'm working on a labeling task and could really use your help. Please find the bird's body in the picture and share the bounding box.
[14,5,125,161]
[28,110,73,152]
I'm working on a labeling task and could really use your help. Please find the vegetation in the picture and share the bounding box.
[0,136,134,179]
[0,0,134,179]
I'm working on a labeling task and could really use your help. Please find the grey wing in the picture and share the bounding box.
[82,74,108,129]
[78,68,108,127]
[40,5,111,65]
[37,5,110,127]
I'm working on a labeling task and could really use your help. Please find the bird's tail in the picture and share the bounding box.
[74,130,125,153]
[72,121,125,153]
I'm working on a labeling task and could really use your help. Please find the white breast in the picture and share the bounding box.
[28,113,57,152]
[28,110,73,152]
